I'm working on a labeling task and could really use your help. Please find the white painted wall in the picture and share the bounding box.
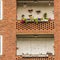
[17,3,54,20]
[17,37,54,55]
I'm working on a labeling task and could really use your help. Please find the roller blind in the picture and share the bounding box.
[17,38,54,55]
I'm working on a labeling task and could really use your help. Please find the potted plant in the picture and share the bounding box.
[43,13,47,19]
[43,13,48,21]
[29,15,34,22]
[21,15,26,24]
[34,18,38,24]
[28,9,33,13]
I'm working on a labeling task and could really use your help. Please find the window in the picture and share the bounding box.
[0,0,2,19]
[0,35,2,55]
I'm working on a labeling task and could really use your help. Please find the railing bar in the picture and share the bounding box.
[16,56,54,60]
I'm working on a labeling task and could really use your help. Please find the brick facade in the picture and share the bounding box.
[54,0,60,60]
[0,0,16,60]
[0,0,59,60]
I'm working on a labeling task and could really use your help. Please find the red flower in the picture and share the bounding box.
[20,20,25,23]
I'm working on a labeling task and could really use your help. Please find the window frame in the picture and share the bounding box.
[0,35,2,55]
[0,0,3,20]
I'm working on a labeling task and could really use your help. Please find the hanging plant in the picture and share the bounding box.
[43,13,47,19]
[36,10,41,14]
[28,9,33,13]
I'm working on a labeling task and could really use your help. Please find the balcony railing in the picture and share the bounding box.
[16,20,54,34]
[16,55,54,60]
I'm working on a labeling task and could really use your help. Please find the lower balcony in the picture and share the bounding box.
[16,20,54,34]
[16,34,54,60]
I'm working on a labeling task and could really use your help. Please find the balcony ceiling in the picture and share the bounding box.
[17,0,54,3]
[17,34,54,38]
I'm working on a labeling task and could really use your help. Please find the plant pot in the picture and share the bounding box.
[20,20,25,24]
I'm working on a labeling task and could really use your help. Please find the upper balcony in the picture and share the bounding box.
[16,0,54,34]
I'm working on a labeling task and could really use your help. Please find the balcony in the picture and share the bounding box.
[16,20,54,34]
[16,0,54,59]
[16,0,54,34]
[16,55,54,60]
[16,34,54,60]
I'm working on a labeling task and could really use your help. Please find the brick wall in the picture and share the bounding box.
[0,0,16,60]
[54,0,60,60]
[0,0,59,60]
